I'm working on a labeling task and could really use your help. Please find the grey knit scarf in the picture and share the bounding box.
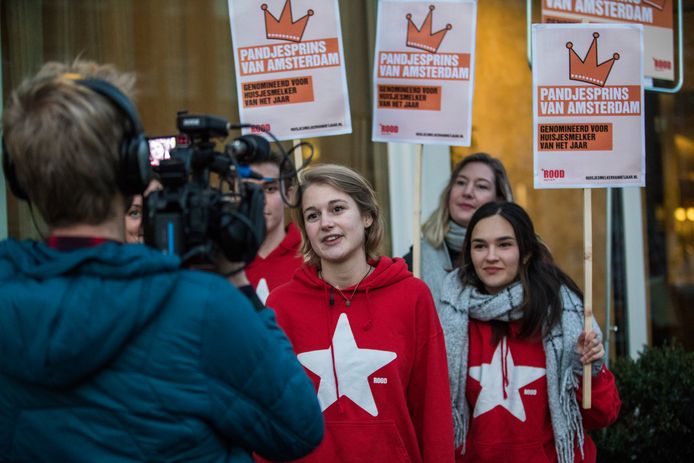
[444,220,467,253]
[438,270,603,463]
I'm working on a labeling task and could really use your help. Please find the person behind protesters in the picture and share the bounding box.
[244,149,302,303]
[437,201,620,462]
[405,153,513,306]
[259,164,455,462]
[0,60,323,462]
[124,179,161,244]
[124,195,144,243]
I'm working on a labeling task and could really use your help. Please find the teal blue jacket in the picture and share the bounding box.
[0,240,323,462]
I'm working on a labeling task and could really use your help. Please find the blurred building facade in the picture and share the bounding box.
[2,0,692,357]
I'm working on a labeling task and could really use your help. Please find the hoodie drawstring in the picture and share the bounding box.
[323,282,344,413]
[362,287,373,331]
[501,337,510,400]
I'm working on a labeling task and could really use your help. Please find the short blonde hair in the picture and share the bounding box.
[422,152,514,247]
[292,164,384,266]
[2,60,136,227]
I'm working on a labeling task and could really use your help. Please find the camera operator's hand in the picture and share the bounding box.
[143,178,163,196]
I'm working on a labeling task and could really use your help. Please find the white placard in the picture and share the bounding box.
[372,0,477,146]
[228,0,352,140]
[533,24,645,189]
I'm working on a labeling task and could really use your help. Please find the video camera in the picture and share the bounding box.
[143,112,301,266]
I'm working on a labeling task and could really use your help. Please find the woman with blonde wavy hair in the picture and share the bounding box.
[405,153,513,308]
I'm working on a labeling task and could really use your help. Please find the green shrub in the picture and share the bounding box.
[593,341,694,462]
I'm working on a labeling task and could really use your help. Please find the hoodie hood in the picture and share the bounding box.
[301,257,412,332]
[0,239,181,387]
[293,256,411,293]
[277,223,302,256]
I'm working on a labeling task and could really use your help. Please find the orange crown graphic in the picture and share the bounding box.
[406,5,452,54]
[642,0,666,10]
[566,32,620,87]
[261,1,313,43]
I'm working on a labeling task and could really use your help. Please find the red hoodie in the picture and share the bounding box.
[245,223,303,303]
[459,320,621,462]
[262,257,454,463]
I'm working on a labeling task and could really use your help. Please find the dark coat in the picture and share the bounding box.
[0,240,323,462]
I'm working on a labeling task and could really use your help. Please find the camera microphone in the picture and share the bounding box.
[236,166,264,180]
[228,134,270,164]
[177,113,230,139]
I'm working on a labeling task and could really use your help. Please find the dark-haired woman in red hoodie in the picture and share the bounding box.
[261,164,454,463]
[438,201,620,463]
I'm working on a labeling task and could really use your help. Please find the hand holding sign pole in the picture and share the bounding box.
[566,31,620,409]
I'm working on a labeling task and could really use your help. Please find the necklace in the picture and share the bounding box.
[322,265,373,307]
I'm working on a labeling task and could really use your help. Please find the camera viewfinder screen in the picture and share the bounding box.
[148,136,176,166]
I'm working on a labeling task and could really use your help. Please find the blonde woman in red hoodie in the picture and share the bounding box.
[262,164,454,463]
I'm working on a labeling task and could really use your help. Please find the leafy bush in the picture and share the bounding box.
[593,341,694,462]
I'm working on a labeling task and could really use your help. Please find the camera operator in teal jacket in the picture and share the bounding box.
[0,60,323,462]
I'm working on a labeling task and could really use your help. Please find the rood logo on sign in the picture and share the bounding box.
[541,168,565,181]
[380,124,399,135]
[251,124,272,134]
[653,58,672,71]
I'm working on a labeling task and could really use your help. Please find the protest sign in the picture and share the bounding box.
[372,0,477,146]
[533,24,644,189]
[542,0,673,81]
[228,0,351,140]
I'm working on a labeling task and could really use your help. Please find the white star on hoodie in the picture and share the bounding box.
[468,338,546,422]
[298,313,397,416]
[255,278,270,304]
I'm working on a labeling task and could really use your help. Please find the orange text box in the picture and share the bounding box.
[377,52,470,81]
[538,123,613,151]
[242,76,314,108]
[378,84,442,110]
[238,38,341,76]
[537,85,641,117]
[542,1,672,29]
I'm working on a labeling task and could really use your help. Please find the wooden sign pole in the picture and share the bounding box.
[293,139,303,174]
[412,144,424,278]
[583,188,593,409]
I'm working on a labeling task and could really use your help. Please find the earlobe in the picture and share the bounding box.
[363,215,374,228]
